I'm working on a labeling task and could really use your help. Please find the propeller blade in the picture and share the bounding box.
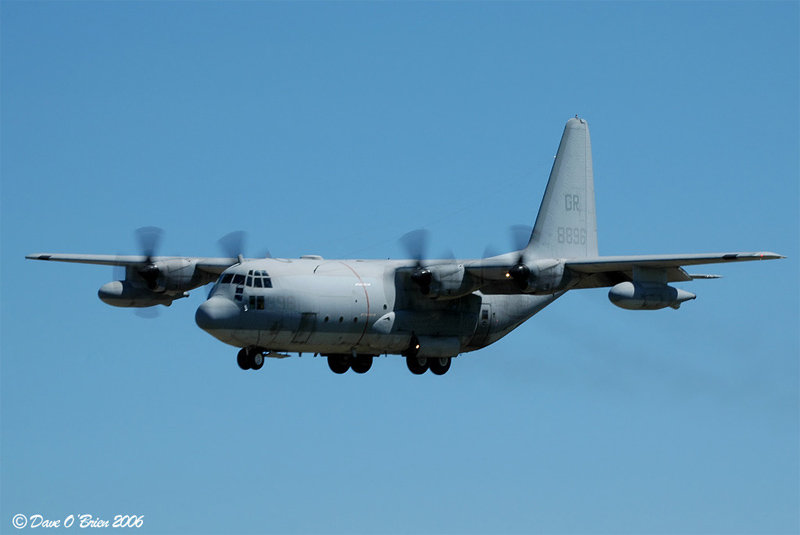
[399,229,429,264]
[113,254,126,282]
[509,224,532,252]
[135,307,160,319]
[133,227,164,290]
[135,226,163,261]
[218,230,248,259]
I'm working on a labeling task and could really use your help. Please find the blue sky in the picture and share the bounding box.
[2,2,798,534]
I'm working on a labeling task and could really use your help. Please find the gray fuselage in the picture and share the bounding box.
[195,257,559,358]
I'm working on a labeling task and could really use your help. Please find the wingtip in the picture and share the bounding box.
[756,252,786,260]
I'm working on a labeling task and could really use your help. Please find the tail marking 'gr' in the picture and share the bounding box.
[527,117,598,259]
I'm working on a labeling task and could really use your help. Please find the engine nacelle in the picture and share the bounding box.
[99,259,210,308]
[608,282,696,310]
[138,258,206,293]
[98,280,187,308]
[411,263,479,300]
[510,259,569,295]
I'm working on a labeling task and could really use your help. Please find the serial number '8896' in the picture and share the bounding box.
[557,227,587,245]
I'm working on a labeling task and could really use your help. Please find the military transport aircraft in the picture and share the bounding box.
[27,118,783,375]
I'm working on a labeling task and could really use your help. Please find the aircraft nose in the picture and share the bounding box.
[195,296,241,331]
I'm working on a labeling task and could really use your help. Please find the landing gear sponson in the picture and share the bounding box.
[235,347,453,375]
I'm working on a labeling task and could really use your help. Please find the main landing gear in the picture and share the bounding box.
[403,335,453,375]
[235,349,453,375]
[406,356,451,375]
[326,354,374,374]
[237,347,264,371]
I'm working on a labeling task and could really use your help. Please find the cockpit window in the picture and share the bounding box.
[232,274,246,285]
[243,269,273,289]
[221,273,234,284]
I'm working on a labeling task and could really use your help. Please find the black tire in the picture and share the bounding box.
[327,354,350,374]
[251,351,264,370]
[351,355,373,374]
[237,348,251,370]
[406,355,428,375]
[429,357,451,375]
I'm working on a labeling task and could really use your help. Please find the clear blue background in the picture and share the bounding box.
[2,2,798,534]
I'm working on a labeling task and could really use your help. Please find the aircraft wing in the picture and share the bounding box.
[467,251,784,293]
[25,254,239,275]
[565,251,784,289]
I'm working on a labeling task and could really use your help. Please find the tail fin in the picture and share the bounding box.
[527,118,598,259]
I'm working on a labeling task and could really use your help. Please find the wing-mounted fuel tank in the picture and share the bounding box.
[410,263,480,300]
[607,265,696,310]
[608,281,696,310]
[98,258,214,307]
[507,259,571,295]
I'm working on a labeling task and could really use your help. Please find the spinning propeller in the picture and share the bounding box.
[506,225,532,290]
[400,229,433,294]
[217,230,247,261]
[135,226,164,290]
[478,225,533,289]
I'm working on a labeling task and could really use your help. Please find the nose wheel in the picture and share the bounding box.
[237,348,264,370]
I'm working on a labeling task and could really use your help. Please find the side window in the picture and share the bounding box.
[248,295,265,310]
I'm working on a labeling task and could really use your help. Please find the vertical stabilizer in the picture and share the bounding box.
[527,118,598,259]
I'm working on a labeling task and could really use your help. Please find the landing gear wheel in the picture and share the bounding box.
[251,351,264,370]
[351,355,373,374]
[327,354,350,374]
[429,357,451,375]
[237,348,252,370]
[406,355,429,375]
